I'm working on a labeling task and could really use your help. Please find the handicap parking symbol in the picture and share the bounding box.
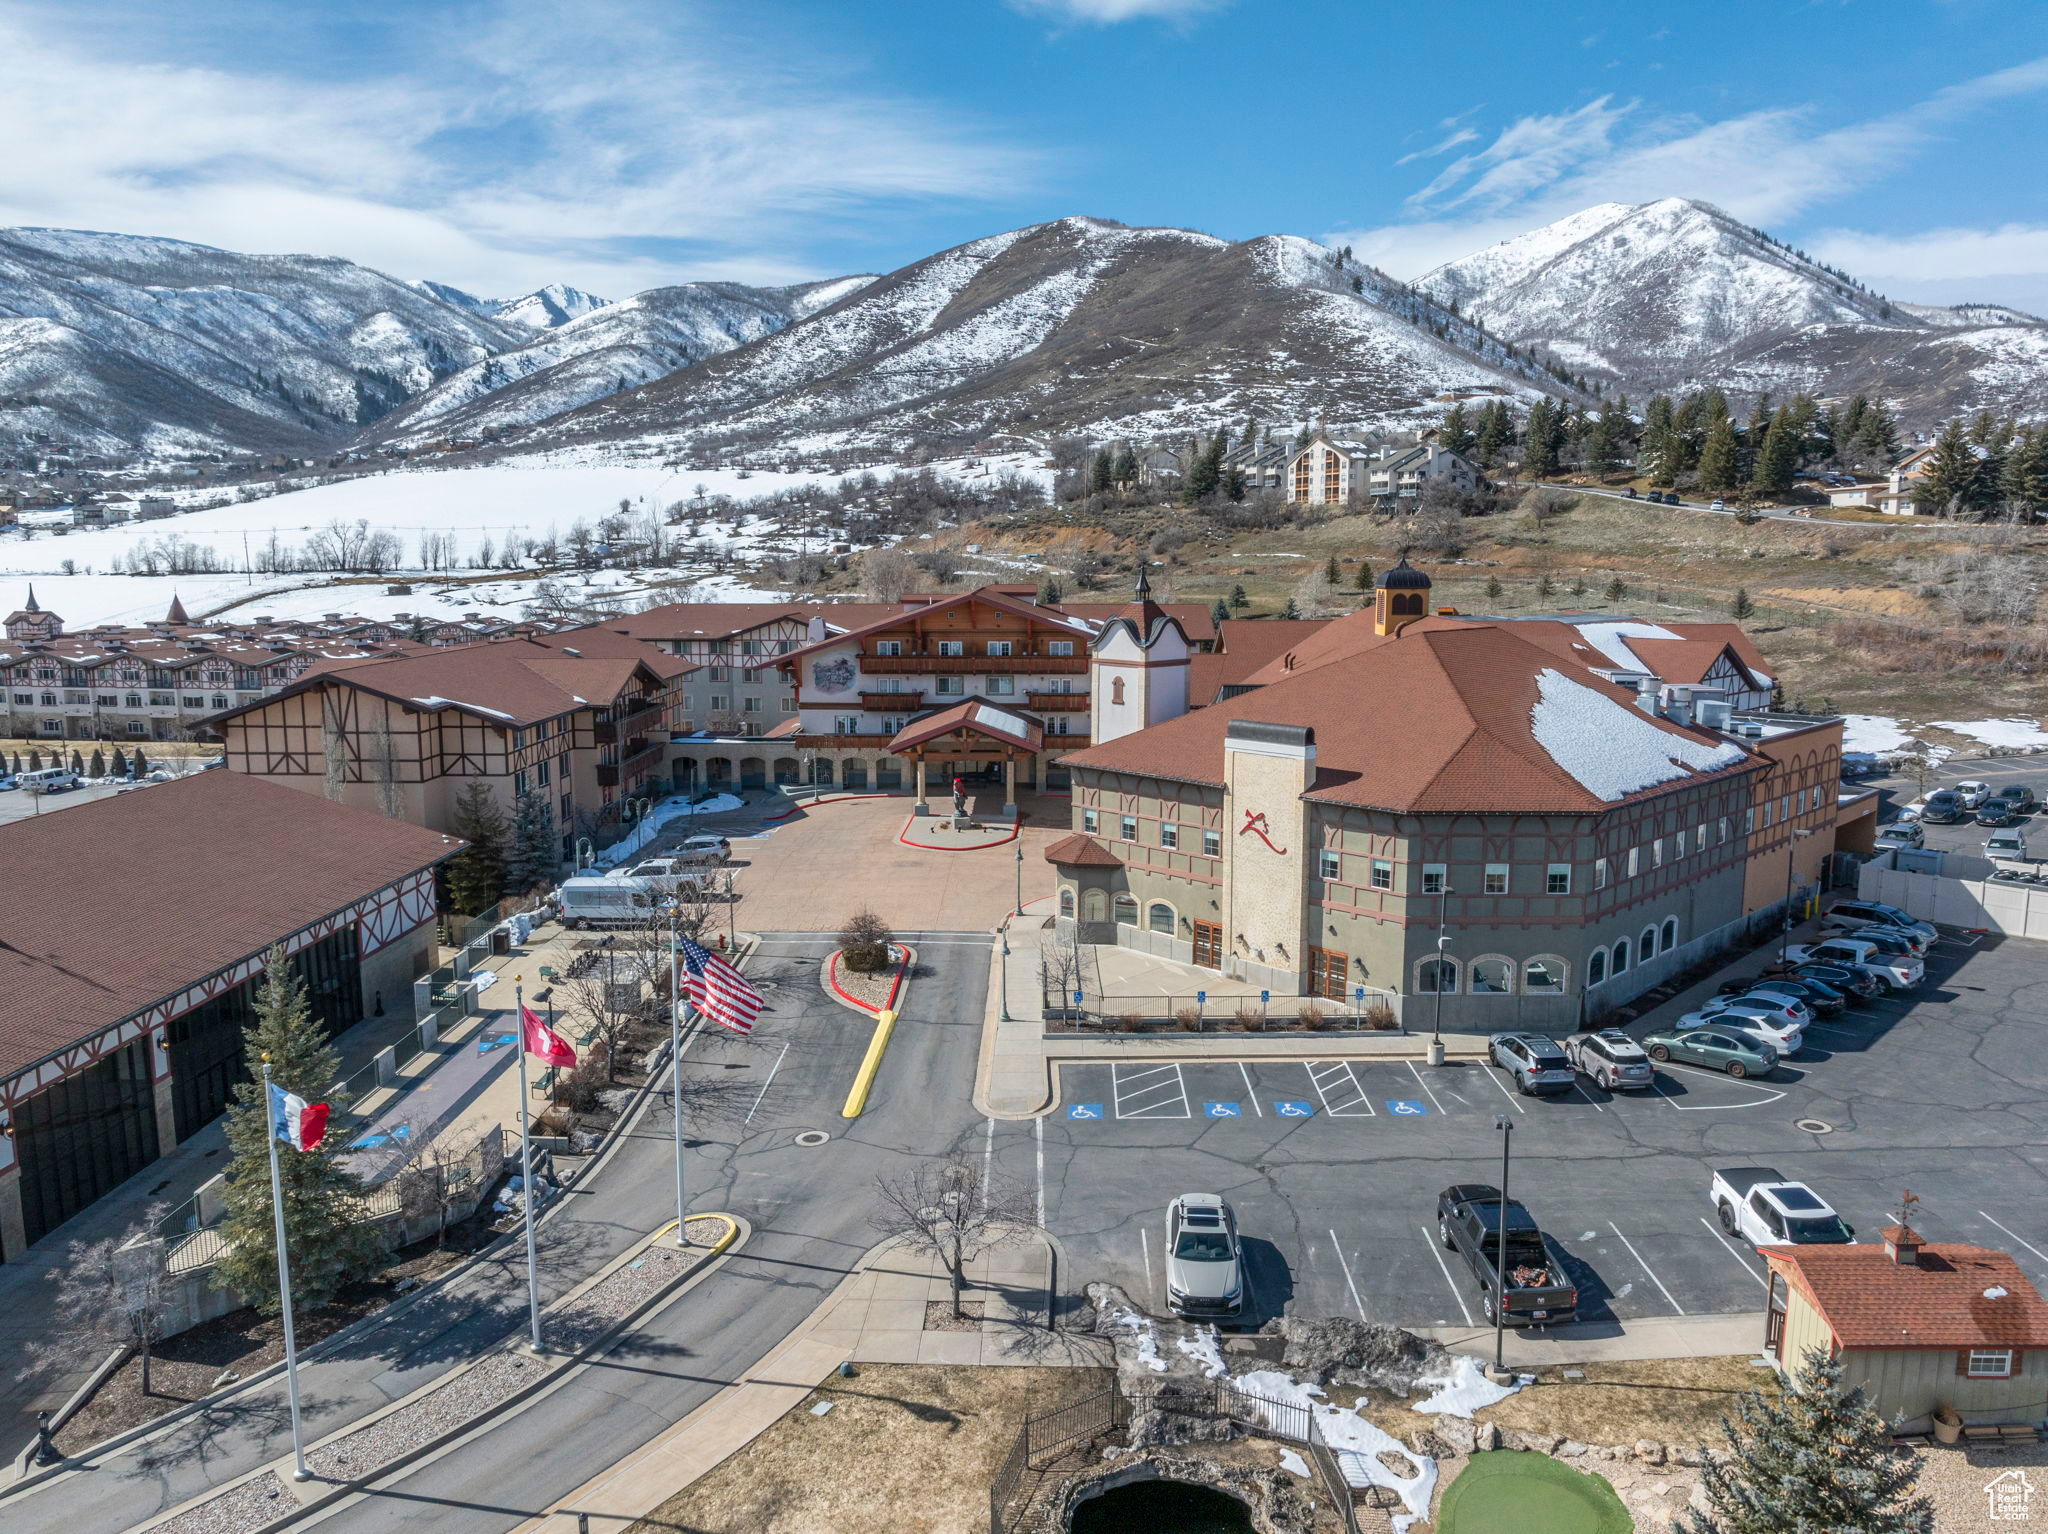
[1204,1101,1243,1119]
[1272,1100,1316,1118]
[1386,1100,1430,1116]
[478,1032,516,1054]
[1067,1103,1104,1120]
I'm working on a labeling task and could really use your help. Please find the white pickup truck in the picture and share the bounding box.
[1782,936,1923,991]
[1711,1167,1856,1248]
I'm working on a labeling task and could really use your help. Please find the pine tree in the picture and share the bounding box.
[89,748,104,778]
[1538,572,1556,599]
[1439,403,1475,457]
[1485,575,1504,600]
[1604,577,1628,604]
[28,748,43,772]
[1112,445,1138,489]
[1089,449,1114,494]
[1182,432,1225,506]
[132,746,149,777]
[1915,418,1987,517]
[1223,463,1248,502]
[1521,399,1561,477]
[504,792,559,897]
[1999,426,2048,521]
[211,949,381,1314]
[1354,560,1375,591]
[1749,407,1799,497]
[1228,584,1250,610]
[1571,576,1588,598]
[1472,401,1510,468]
[1586,397,1627,474]
[1210,598,1230,629]
[1278,598,1302,620]
[1729,587,1756,620]
[1683,1349,1931,1534]
[444,780,509,916]
[1324,556,1342,586]
[110,747,128,779]
[69,749,83,775]
[1697,415,1741,493]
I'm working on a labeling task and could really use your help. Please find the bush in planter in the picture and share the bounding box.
[1362,1003,1397,1031]
[1234,1004,1264,1033]
[1297,1005,1329,1031]
[838,908,895,973]
[1114,1011,1148,1033]
[1174,1007,1203,1033]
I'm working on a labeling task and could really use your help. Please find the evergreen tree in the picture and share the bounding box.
[1729,587,1756,620]
[1210,598,1230,629]
[1537,572,1556,599]
[1223,463,1248,502]
[1570,576,1588,598]
[1604,577,1628,603]
[1999,425,2048,521]
[211,950,381,1314]
[1228,584,1250,610]
[1915,418,1988,517]
[1111,444,1139,489]
[1182,432,1225,506]
[1682,1348,1931,1534]
[1749,407,1799,497]
[504,792,559,897]
[1036,575,1065,604]
[1324,556,1342,586]
[1354,559,1375,591]
[69,750,83,775]
[28,748,43,772]
[1089,449,1114,494]
[1485,575,1504,600]
[1278,598,1302,619]
[1639,395,1677,485]
[89,748,104,778]
[1585,397,1627,474]
[1847,401,1899,469]
[1472,401,1511,468]
[444,780,509,916]
[1293,424,1313,450]
[1521,399,1561,477]
[132,746,149,777]
[110,747,128,779]
[1697,415,1741,494]
[1439,403,1475,457]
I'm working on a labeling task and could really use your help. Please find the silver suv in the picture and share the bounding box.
[1565,1029,1655,1091]
[1489,1033,1576,1096]
[1165,1194,1244,1319]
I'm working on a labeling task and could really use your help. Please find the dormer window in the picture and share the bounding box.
[874,640,903,657]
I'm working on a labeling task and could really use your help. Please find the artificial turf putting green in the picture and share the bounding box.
[1437,1450,1632,1534]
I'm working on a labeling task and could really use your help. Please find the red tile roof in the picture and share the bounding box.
[887,700,1044,753]
[1188,619,1335,705]
[1043,833,1123,867]
[0,773,460,1080]
[1768,1244,2048,1350]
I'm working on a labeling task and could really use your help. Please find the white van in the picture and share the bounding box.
[17,766,78,793]
[558,875,659,929]
[1985,828,2030,864]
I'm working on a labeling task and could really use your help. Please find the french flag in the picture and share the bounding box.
[268,1081,330,1153]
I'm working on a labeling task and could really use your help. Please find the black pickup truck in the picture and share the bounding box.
[1436,1184,1579,1328]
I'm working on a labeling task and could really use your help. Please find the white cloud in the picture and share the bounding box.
[1405,97,1631,213]
[0,1,1036,297]
[1806,224,2048,312]
[1395,127,1480,167]
[1007,0,1228,21]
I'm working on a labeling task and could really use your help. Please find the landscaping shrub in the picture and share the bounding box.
[838,908,895,972]
[1233,1004,1264,1033]
[1113,1012,1148,1033]
[1297,1005,1329,1031]
[1174,1007,1203,1033]
[1362,1003,1398,1031]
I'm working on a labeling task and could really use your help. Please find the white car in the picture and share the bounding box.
[1712,1167,1855,1248]
[1955,780,1993,809]
[1165,1194,1244,1319]
[1680,1002,1803,1056]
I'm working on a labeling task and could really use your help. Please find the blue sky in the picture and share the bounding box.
[6,0,2048,308]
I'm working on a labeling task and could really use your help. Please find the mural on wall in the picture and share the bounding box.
[1239,809,1288,855]
[810,656,856,694]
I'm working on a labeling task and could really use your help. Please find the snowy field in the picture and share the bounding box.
[1843,713,2048,759]
[0,452,1047,627]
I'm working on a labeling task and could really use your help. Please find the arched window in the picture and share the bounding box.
[1661,916,1679,953]
[1058,887,1075,918]
[1082,888,1107,922]
[1640,926,1658,960]
[1417,957,1460,994]
[1524,957,1566,994]
[1111,676,1126,706]
[1112,893,1139,926]
[1147,901,1175,934]
[1612,938,1631,975]
[1470,958,1513,994]
[1588,948,1608,986]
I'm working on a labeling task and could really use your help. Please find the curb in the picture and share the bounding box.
[897,811,1022,851]
[823,944,909,1017]
[127,1215,749,1534]
[835,945,916,1119]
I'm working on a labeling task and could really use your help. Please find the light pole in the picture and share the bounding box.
[1780,827,1815,964]
[1014,843,1025,917]
[1428,879,1452,1066]
[1489,1113,1514,1382]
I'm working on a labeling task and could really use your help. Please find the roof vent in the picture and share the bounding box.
[560,647,581,656]
[1881,1224,1923,1267]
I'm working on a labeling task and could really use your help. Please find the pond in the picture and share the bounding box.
[1069,1478,1255,1533]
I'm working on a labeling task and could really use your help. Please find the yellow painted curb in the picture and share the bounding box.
[840,1008,898,1118]
[654,1213,741,1257]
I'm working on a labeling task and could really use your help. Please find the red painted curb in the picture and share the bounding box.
[826,944,910,1016]
[897,812,1023,851]
[764,792,898,822]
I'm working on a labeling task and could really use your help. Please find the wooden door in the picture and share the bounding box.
[1307,946,1348,1000]
[1191,921,1223,970]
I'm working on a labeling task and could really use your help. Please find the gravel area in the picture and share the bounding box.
[146,1471,294,1534]
[831,948,903,1012]
[1909,1440,2048,1534]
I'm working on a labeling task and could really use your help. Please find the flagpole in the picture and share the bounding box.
[669,904,686,1245]
[515,981,543,1353]
[261,1059,311,1482]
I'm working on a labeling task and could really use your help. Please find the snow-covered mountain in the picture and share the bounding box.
[525,216,1567,457]
[1420,197,2048,421]
[490,283,611,330]
[365,275,875,444]
[0,228,524,456]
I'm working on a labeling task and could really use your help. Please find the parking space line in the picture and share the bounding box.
[1405,1060,1448,1115]
[1978,1211,2048,1267]
[1140,1224,1155,1300]
[1330,1229,1368,1320]
[1479,1059,1526,1113]
[1651,1063,1787,1111]
[1421,1222,1476,1325]
[1304,1061,1376,1116]
[1113,1063,1190,1118]
[1237,1062,1263,1116]
[1608,1222,1685,1314]
[1697,1216,1770,1288]
[1571,1082,1607,1112]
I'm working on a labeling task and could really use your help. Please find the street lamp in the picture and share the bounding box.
[1014,843,1025,917]
[1780,827,1816,964]
[1489,1113,1515,1382]
[1428,879,1453,1067]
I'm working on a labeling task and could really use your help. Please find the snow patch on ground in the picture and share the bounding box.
[1930,717,2048,749]
[1277,1447,1311,1479]
[1841,714,1915,754]
[1232,1370,1436,1531]
[1174,1326,1228,1380]
[1111,1312,1169,1373]
[591,792,745,868]
[1529,668,1749,801]
[1412,1355,1521,1418]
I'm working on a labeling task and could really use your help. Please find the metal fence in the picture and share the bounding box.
[1043,991,1400,1034]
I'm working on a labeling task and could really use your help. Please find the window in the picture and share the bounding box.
[513,769,530,796]
[1661,916,1679,952]
[1202,829,1220,857]
[124,693,141,708]
[535,759,551,786]
[1718,816,1730,844]
[1966,1348,2015,1378]
[874,640,902,657]
[560,792,573,820]
[1112,893,1138,926]
[1047,716,1071,735]
[1695,823,1707,853]
[1652,837,1665,867]
[935,676,965,696]
[1470,958,1512,994]
[1370,858,1392,890]
[1413,863,1443,895]
[985,676,1015,696]
[1110,677,1125,705]
[1082,808,1098,834]
[1484,863,1508,894]
[1588,948,1608,985]
[1761,801,1774,828]
[1546,864,1571,894]
[1119,815,1137,841]
[1082,888,1107,922]
[710,694,730,711]
[1417,957,1459,994]
[1313,847,1340,879]
[1627,847,1640,878]
[1047,640,1074,657]
[1147,902,1174,934]
[1594,856,1609,890]
[1612,938,1631,974]
[1160,823,1179,850]
[1640,926,1658,959]
[937,639,965,657]
[1745,806,1756,833]
[781,695,796,711]
[181,695,203,709]
[986,640,1012,657]
[835,715,861,734]
[1524,957,1566,993]
[1058,887,1075,918]
[743,697,763,713]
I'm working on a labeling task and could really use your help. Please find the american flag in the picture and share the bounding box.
[677,935,766,1035]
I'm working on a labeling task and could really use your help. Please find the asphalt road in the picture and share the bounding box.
[1872,757,2048,862]
[7,932,992,1534]
[1005,930,2048,1337]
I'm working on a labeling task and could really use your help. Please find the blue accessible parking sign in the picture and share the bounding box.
[1385,1100,1430,1116]
[1272,1100,1316,1118]
[1203,1102,1243,1118]
[1068,1103,1104,1120]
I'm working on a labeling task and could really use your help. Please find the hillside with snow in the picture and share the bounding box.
[528,216,1567,457]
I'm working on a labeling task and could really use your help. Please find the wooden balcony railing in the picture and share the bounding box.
[1026,692,1087,712]
[859,654,1088,675]
[594,700,663,742]
[859,690,925,710]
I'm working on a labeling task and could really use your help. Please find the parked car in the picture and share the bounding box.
[557,875,661,929]
[1917,790,1967,825]
[1954,780,1993,809]
[1564,1029,1656,1091]
[1737,976,1847,1017]
[1436,1185,1578,1327]
[1165,1194,1243,1319]
[1978,803,2026,828]
[1845,925,1929,960]
[670,833,733,864]
[1875,821,1925,851]
[1709,498,1727,511]
[14,766,77,793]
[1680,1001,1804,1055]
[1488,1032,1577,1095]
[1820,901,1936,946]
[1783,938,1923,990]
[1638,1026,1778,1078]
[1711,1167,1855,1248]
[1985,828,2031,863]
[1992,784,2040,816]
[1893,798,1927,823]
[1786,960,1885,1000]
[620,856,715,895]
[0,775,14,791]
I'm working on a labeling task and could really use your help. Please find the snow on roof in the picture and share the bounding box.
[1529,668,1748,802]
[411,695,516,720]
[972,705,1030,739]
[1567,619,1684,672]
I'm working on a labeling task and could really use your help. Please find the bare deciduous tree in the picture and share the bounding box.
[23,1204,173,1397]
[871,1158,1035,1318]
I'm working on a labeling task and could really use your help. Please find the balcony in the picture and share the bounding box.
[859,690,926,711]
[595,762,619,787]
[860,653,1088,675]
[1027,692,1087,712]
[593,700,663,742]
[622,738,666,774]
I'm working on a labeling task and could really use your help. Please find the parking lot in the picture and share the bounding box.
[1876,757,2047,861]
[991,926,2048,1334]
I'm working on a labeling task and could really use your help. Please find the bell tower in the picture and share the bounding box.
[1089,565,1191,745]
[4,585,61,642]
[1374,558,1432,637]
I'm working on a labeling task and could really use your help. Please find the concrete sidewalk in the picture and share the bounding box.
[1422,1312,1771,1366]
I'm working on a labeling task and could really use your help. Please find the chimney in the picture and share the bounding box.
[1881,1224,1923,1267]
[1634,676,1660,715]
